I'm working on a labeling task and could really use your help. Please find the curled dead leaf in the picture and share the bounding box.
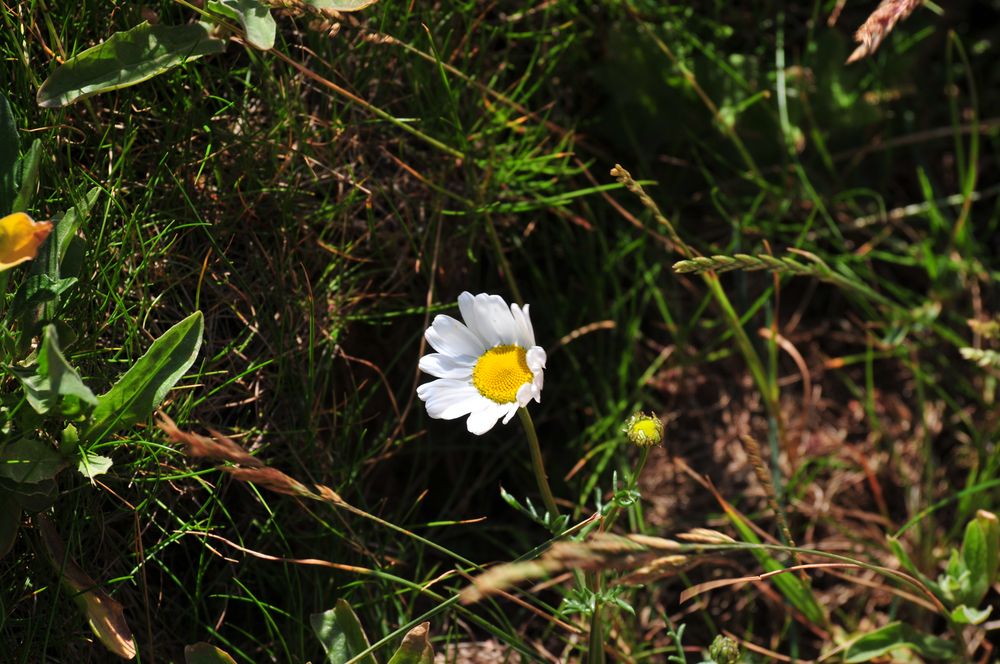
[35,514,136,660]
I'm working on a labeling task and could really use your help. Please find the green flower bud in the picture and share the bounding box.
[708,634,740,664]
[623,412,663,447]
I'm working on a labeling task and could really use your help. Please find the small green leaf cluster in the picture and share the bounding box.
[500,485,570,534]
[558,584,635,620]
[0,92,206,657]
[850,511,1000,661]
[938,511,999,624]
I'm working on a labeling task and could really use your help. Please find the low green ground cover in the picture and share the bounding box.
[2,0,1000,661]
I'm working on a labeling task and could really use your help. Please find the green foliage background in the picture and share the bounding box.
[3,0,1000,661]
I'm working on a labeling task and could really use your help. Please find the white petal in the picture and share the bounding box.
[476,294,518,346]
[456,292,483,342]
[466,402,505,435]
[510,304,534,349]
[418,353,474,379]
[417,379,483,420]
[527,346,546,371]
[520,304,536,346]
[501,403,519,424]
[515,382,534,407]
[468,294,500,347]
[425,315,485,358]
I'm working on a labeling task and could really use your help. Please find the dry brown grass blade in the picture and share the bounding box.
[219,466,313,497]
[460,533,686,603]
[679,562,856,604]
[846,0,924,64]
[35,514,137,660]
[156,413,263,468]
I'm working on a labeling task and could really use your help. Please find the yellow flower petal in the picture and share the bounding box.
[0,212,53,271]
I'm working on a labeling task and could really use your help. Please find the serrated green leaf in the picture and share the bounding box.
[950,604,992,625]
[208,0,276,50]
[85,311,203,442]
[11,324,96,416]
[303,0,380,11]
[12,139,41,213]
[844,622,955,662]
[0,439,66,484]
[78,452,112,480]
[310,599,377,664]
[37,22,227,108]
[386,622,434,664]
[184,642,238,664]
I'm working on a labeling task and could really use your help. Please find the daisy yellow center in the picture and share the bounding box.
[472,344,532,404]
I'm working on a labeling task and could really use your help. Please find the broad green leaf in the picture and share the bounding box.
[303,0,380,11]
[974,510,999,586]
[37,22,227,108]
[844,622,955,662]
[208,0,276,50]
[12,324,96,416]
[16,187,100,338]
[961,516,990,604]
[387,623,434,664]
[78,452,113,480]
[0,491,20,558]
[721,503,826,625]
[310,599,377,664]
[0,438,66,484]
[184,642,238,664]
[85,311,203,442]
[11,139,41,213]
[0,93,18,213]
[8,275,78,322]
[950,604,992,625]
[6,477,57,512]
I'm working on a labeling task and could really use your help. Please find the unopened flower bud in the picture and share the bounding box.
[708,634,740,663]
[623,412,663,447]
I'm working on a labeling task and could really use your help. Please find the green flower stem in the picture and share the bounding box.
[517,407,559,518]
[588,589,605,664]
[602,447,650,533]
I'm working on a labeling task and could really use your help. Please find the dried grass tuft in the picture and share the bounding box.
[846,0,924,64]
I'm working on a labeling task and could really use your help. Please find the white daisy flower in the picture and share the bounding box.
[417,291,546,435]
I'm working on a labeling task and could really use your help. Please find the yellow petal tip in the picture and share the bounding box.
[0,212,53,271]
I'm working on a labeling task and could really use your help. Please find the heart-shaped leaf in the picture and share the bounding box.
[0,438,66,484]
